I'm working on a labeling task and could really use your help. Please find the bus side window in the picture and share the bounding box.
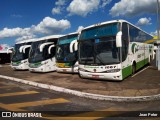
[122,23,129,61]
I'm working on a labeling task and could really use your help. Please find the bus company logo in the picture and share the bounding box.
[2,112,11,117]
[131,43,139,54]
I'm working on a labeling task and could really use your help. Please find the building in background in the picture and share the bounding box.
[0,44,12,64]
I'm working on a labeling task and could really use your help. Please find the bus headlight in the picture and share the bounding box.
[29,62,42,68]
[79,68,88,72]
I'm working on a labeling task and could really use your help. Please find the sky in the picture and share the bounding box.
[0,0,158,46]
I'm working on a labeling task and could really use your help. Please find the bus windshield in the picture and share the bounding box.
[29,40,56,63]
[12,43,25,62]
[56,44,77,62]
[79,36,120,65]
[56,34,78,63]
[29,41,45,63]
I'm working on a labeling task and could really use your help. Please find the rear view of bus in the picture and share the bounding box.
[29,35,61,72]
[78,20,154,81]
[56,32,79,73]
[11,39,35,70]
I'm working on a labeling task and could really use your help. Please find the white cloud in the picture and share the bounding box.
[16,35,36,42]
[52,7,62,14]
[33,17,71,34]
[110,0,157,17]
[136,17,152,26]
[52,0,67,15]
[101,0,112,8]
[77,26,84,32]
[55,0,66,6]
[0,27,32,39]
[67,0,100,17]
[52,0,112,16]
[151,30,160,36]
[0,17,71,41]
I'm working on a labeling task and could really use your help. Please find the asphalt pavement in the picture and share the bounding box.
[0,78,160,120]
[0,63,159,97]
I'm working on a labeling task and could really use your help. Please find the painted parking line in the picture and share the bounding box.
[44,105,149,120]
[0,91,39,97]
[132,66,149,78]
[0,103,26,111]
[7,98,70,108]
[43,107,127,120]
[0,85,17,89]
[0,98,70,118]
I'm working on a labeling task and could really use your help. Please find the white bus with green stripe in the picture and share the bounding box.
[78,20,154,81]
[28,35,61,72]
[11,39,36,70]
[56,32,79,73]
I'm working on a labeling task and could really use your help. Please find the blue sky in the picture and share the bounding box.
[0,0,158,46]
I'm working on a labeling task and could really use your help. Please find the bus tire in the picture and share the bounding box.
[132,63,136,75]
[78,73,82,79]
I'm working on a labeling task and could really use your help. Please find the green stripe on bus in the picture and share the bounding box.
[122,65,132,79]
[122,58,149,79]
[136,58,148,70]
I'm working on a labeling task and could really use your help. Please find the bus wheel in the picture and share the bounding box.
[132,63,136,75]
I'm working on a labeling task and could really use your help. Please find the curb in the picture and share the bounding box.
[0,75,160,102]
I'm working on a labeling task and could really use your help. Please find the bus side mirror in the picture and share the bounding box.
[70,40,77,53]
[39,42,54,52]
[74,41,78,51]
[116,31,122,47]
[48,45,55,54]
[19,46,24,53]
[23,45,31,53]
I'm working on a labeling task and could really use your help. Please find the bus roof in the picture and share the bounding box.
[34,35,62,42]
[82,19,153,37]
[16,38,37,44]
[59,32,79,38]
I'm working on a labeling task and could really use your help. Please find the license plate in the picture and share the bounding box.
[92,75,99,78]
[56,63,65,68]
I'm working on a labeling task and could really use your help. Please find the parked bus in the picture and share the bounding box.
[78,20,154,81]
[29,35,61,72]
[56,32,79,73]
[11,39,35,70]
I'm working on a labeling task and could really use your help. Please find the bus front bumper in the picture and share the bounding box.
[79,71,122,81]
[29,66,56,73]
[56,67,78,73]
[29,67,46,72]
[11,64,28,70]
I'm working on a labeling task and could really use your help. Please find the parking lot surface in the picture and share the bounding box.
[0,63,160,97]
[0,78,160,120]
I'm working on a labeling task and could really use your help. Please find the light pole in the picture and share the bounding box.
[157,0,160,70]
